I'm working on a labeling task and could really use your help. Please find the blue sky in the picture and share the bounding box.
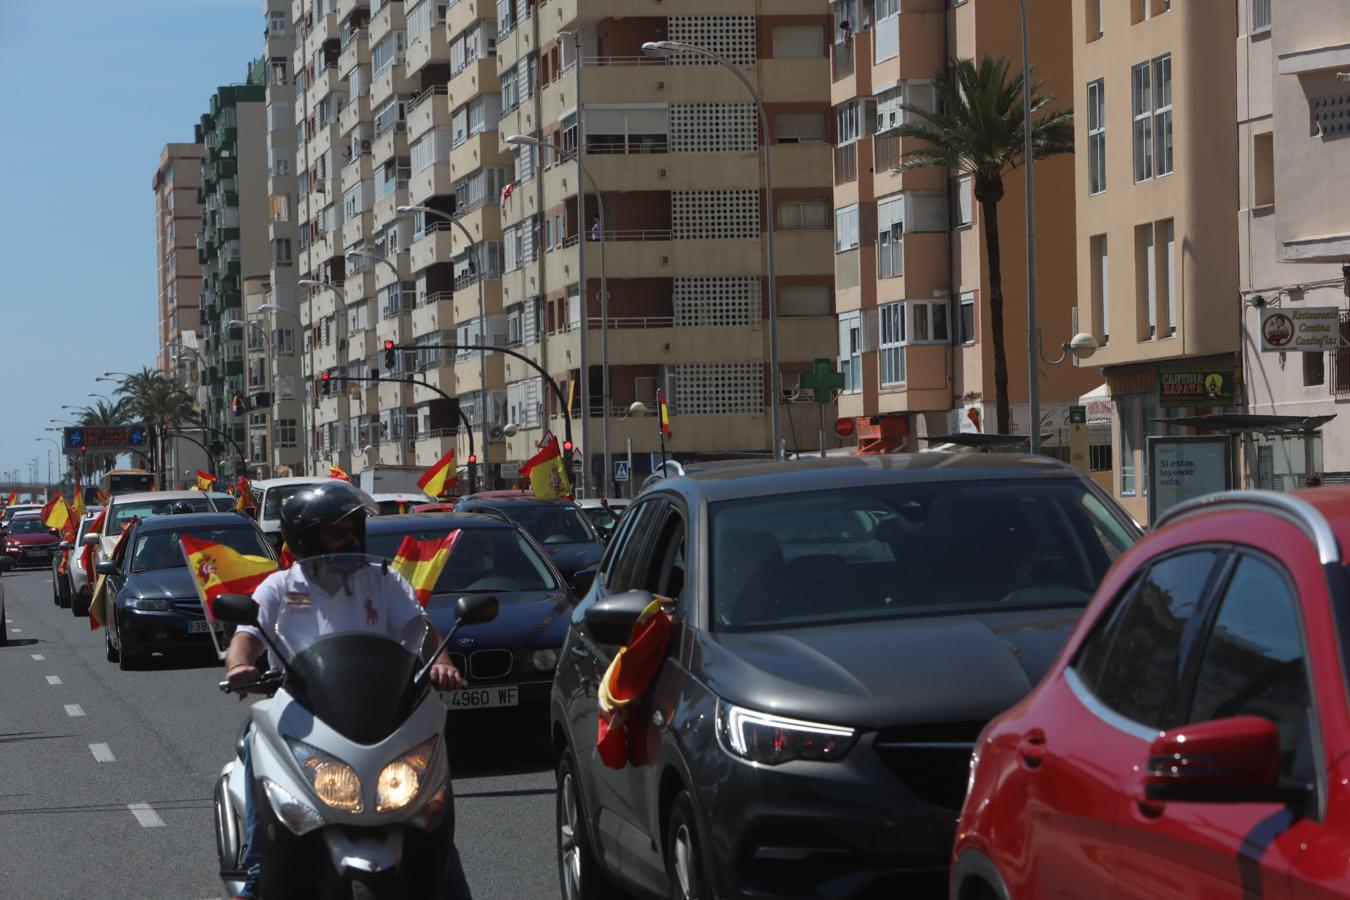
[0,0,261,484]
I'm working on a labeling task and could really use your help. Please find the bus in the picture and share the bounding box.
[99,469,157,497]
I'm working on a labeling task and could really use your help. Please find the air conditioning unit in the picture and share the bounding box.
[487,424,506,441]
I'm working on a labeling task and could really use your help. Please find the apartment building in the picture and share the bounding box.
[830,0,1096,459]
[1238,0,1350,487]
[1072,0,1240,523]
[291,0,838,493]
[196,73,270,480]
[153,144,205,383]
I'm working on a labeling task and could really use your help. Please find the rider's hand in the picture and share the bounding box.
[428,662,464,692]
[226,664,260,700]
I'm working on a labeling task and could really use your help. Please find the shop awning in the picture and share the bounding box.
[1152,413,1336,435]
[1079,384,1109,403]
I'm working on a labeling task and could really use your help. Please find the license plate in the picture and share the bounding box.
[442,686,519,710]
[187,620,225,634]
[25,550,49,558]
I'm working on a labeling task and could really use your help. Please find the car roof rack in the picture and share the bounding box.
[1153,490,1341,565]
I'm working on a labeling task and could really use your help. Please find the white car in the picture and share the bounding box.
[52,507,102,612]
[248,477,332,550]
[575,497,631,542]
[369,492,430,516]
[87,491,229,570]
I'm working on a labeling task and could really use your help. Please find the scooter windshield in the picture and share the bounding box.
[274,554,432,745]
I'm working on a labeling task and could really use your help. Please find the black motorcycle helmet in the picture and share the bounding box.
[171,501,196,515]
[278,481,379,560]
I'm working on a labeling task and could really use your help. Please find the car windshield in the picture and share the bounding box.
[262,484,316,519]
[581,506,624,537]
[366,526,560,600]
[111,498,213,531]
[131,525,272,572]
[8,518,51,535]
[495,504,597,545]
[710,480,1137,633]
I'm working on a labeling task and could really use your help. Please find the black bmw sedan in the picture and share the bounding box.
[366,513,576,731]
[98,512,274,669]
[550,454,1141,900]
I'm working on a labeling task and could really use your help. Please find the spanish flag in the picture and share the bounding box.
[596,596,674,768]
[390,530,463,606]
[195,470,216,492]
[90,519,135,630]
[278,542,295,569]
[520,436,572,501]
[657,388,671,436]
[416,449,458,499]
[179,534,278,622]
[4,491,15,507]
[71,483,85,525]
[41,493,71,536]
[234,477,256,512]
[329,466,351,482]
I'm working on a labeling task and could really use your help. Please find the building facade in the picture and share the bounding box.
[830,0,1097,460]
[1239,0,1350,487]
[1072,0,1240,523]
[153,143,206,383]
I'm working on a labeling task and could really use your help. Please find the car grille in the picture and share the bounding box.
[468,649,513,680]
[172,598,204,616]
[872,721,984,813]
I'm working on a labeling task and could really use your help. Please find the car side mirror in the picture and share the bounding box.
[454,593,499,626]
[49,528,61,537]
[583,590,655,645]
[95,561,119,576]
[1144,715,1300,804]
[568,566,598,597]
[82,533,100,547]
[59,542,74,551]
[212,594,260,627]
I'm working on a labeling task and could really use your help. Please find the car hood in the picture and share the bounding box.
[699,607,1081,730]
[424,590,573,650]
[123,568,198,600]
[536,542,602,578]
[6,533,58,546]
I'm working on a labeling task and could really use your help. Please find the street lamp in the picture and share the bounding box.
[642,39,783,460]
[504,134,612,497]
[1015,0,1045,453]
[298,278,350,477]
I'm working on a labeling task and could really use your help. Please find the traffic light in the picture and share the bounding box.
[231,394,244,415]
[561,438,574,474]
[384,340,396,371]
[321,372,331,397]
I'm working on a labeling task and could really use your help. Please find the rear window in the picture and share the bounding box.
[491,504,598,545]
[262,484,317,519]
[710,480,1137,633]
[110,498,214,531]
[8,518,51,535]
[132,526,272,573]
[366,526,560,600]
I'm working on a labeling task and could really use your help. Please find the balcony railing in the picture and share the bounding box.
[586,316,675,329]
[873,132,902,173]
[409,84,447,112]
[561,229,674,246]
[418,289,453,307]
[580,55,669,67]
[834,143,858,185]
[585,138,670,155]
[832,40,855,81]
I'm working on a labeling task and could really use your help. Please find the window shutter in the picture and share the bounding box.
[1101,238,1110,340]
[905,192,949,232]
[1164,220,1176,334]
[772,25,823,58]
[775,112,826,142]
[957,177,973,225]
[1144,225,1157,334]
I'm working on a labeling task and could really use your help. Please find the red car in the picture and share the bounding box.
[953,488,1350,899]
[3,514,62,569]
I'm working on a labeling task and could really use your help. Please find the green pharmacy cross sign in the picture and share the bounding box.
[799,358,845,405]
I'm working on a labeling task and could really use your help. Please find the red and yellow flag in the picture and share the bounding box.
[96,489,110,505]
[71,483,85,525]
[179,534,278,621]
[657,388,671,436]
[391,530,463,606]
[41,493,71,535]
[520,436,572,501]
[80,508,107,586]
[329,466,350,482]
[234,477,256,512]
[90,519,136,630]
[4,491,15,507]
[195,470,216,492]
[278,542,295,569]
[416,450,458,499]
[596,596,674,768]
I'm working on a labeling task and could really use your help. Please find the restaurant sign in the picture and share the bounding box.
[1259,307,1342,352]
[1158,367,1236,408]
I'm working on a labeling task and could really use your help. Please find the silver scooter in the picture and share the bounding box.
[210,554,497,900]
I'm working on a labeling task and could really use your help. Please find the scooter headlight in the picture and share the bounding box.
[376,737,437,813]
[288,740,363,813]
[262,778,325,834]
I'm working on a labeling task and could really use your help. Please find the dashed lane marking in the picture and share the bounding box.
[45,675,62,685]
[31,654,44,661]
[127,803,164,828]
[65,704,85,717]
[90,743,115,763]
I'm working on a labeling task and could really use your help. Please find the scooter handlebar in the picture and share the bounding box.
[218,671,285,695]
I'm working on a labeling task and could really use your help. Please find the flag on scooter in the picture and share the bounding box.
[179,534,277,622]
[278,542,295,569]
[416,449,458,499]
[194,470,216,492]
[41,493,71,536]
[391,530,463,606]
[90,518,136,631]
[519,436,572,501]
[329,465,351,482]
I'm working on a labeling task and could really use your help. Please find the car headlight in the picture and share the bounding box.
[716,700,856,766]
[289,740,363,812]
[515,648,559,673]
[125,596,171,611]
[376,736,437,813]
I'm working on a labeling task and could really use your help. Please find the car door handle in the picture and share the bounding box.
[1017,731,1047,768]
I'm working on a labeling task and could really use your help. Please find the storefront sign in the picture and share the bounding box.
[1147,436,1232,524]
[1260,307,1342,352]
[1158,367,1236,408]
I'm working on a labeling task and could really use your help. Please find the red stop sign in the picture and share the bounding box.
[834,417,855,438]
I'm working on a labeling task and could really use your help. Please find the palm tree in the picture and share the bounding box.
[895,55,1074,436]
[73,399,131,478]
[113,367,199,481]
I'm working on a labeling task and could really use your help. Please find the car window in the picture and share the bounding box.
[639,509,687,604]
[365,527,560,597]
[1073,550,1222,729]
[110,498,212,530]
[709,480,1137,632]
[495,504,597,545]
[602,499,667,594]
[8,518,51,535]
[262,484,315,519]
[1186,555,1314,783]
[131,526,272,573]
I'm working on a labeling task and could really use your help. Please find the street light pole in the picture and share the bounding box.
[345,251,413,468]
[1018,0,1041,454]
[643,39,782,459]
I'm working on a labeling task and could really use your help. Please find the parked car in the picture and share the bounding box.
[52,506,102,610]
[411,502,459,514]
[365,513,575,730]
[551,454,1140,900]
[4,513,62,570]
[455,495,603,593]
[953,487,1350,900]
[370,492,431,516]
[247,477,330,550]
[575,498,630,543]
[96,512,274,669]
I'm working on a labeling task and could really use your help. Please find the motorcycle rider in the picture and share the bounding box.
[223,481,472,899]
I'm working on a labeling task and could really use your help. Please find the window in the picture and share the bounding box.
[1304,351,1326,387]
[1091,233,1110,344]
[1132,61,1153,182]
[877,195,903,278]
[274,418,298,449]
[1090,444,1113,472]
[1073,550,1222,728]
[600,500,666,596]
[774,111,827,143]
[271,238,293,266]
[501,62,519,112]
[1254,133,1274,207]
[1088,79,1106,194]
[959,293,976,344]
[496,0,517,38]
[1088,0,1103,40]
[372,30,406,75]
[1133,56,1172,181]
[955,176,973,227]
[1152,56,1173,176]
[772,25,823,58]
[835,99,874,145]
[1187,555,1312,782]
[406,0,447,44]
[875,0,899,18]
[879,302,905,385]
[1253,0,1271,31]
[834,204,859,253]
[1119,394,1139,495]
[1162,219,1175,336]
[776,198,829,230]
[1138,223,1157,339]
[839,311,861,393]
[778,284,831,317]
[906,301,947,343]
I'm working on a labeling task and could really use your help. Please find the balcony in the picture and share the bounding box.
[410,223,456,273]
[412,290,454,333]
[338,91,371,135]
[407,85,450,139]
[831,32,872,107]
[447,58,498,110]
[453,353,504,394]
[413,430,458,465]
[405,21,449,75]
[340,150,373,195]
[449,131,511,182]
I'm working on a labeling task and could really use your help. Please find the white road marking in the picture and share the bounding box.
[30,653,44,661]
[64,704,85,717]
[45,675,62,685]
[89,743,115,762]
[12,628,21,633]
[127,803,164,828]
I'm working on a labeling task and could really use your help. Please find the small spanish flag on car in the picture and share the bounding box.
[41,493,71,536]
[90,519,136,630]
[195,470,216,492]
[520,436,572,501]
[329,466,351,482]
[234,477,256,512]
[179,534,278,622]
[4,490,16,508]
[416,449,458,499]
[390,530,463,607]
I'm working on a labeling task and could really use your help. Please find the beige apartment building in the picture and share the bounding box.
[1072,0,1240,523]
[830,0,1096,458]
[291,0,839,493]
[153,144,205,382]
[1238,0,1350,488]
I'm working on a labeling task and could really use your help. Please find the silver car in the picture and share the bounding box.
[53,508,102,615]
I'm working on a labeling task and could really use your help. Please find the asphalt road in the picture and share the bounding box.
[0,569,560,900]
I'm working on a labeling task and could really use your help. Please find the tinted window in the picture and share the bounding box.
[131,526,272,572]
[1187,556,1313,782]
[641,510,687,602]
[8,518,51,535]
[110,498,214,530]
[602,500,666,594]
[709,480,1137,632]
[366,527,559,598]
[263,484,316,519]
[108,473,156,493]
[493,504,598,545]
[1074,550,1221,729]
[377,500,408,516]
